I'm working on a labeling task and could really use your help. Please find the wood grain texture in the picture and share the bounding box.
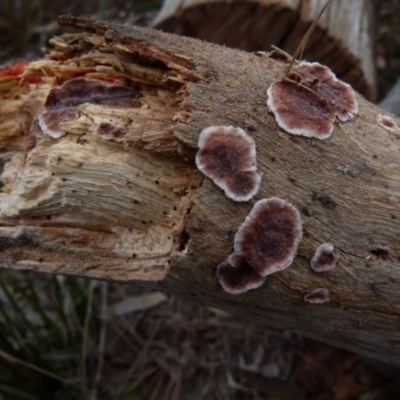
[1,17,399,365]
[152,0,376,99]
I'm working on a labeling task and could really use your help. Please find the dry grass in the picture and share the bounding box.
[0,270,397,400]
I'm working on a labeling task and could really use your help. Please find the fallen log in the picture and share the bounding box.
[1,16,400,366]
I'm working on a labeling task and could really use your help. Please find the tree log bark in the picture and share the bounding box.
[152,0,377,100]
[1,17,400,365]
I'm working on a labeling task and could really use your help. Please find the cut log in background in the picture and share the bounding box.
[1,15,400,366]
[153,0,377,100]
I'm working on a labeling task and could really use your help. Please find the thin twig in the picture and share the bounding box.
[89,281,108,400]
[0,349,77,386]
[82,280,95,393]
[285,0,333,77]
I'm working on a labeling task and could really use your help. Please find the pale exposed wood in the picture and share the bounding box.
[1,17,400,366]
[152,0,376,100]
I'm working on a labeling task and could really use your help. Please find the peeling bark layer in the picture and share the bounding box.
[1,17,400,365]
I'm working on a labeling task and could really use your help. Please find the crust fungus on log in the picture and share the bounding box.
[2,17,400,366]
[152,0,376,100]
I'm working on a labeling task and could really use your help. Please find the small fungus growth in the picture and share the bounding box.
[38,78,141,139]
[267,80,335,139]
[195,126,261,202]
[311,243,337,272]
[297,62,358,122]
[304,288,330,304]
[267,61,358,140]
[217,253,266,294]
[376,113,400,134]
[234,197,302,277]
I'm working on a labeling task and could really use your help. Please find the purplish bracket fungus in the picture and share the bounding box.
[376,113,400,135]
[297,62,358,122]
[38,78,141,139]
[310,243,337,272]
[234,197,302,277]
[195,126,261,202]
[304,288,330,304]
[267,61,359,140]
[217,253,266,294]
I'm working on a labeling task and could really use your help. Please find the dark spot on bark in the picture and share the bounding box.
[370,248,389,260]
[176,230,190,252]
[0,236,36,252]
[369,282,380,294]
[245,122,257,131]
[312,192,336,210]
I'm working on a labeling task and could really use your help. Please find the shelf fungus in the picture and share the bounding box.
[217,253,266,294]
[310,243,338,273]
[38,78,141,139]
[267,61,358,140]
[195,126,261,202]
[376,113,400,135]
[234,197,302,277]
[304,288,330,304]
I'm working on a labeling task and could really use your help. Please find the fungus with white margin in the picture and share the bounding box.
[217,253,266,294]
[234,197,302,277]
[267,80,335,139]
[195,126,261,202]
[296,62,359,122]
[376,113,400,134]
[304,288,330,304]
[310,243,338,273]
[38,78,141,139]
[267,61,358,140]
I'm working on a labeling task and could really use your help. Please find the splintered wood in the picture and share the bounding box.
[0,28,202,281]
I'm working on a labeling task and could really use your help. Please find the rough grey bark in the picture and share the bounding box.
[1,17,400,365]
